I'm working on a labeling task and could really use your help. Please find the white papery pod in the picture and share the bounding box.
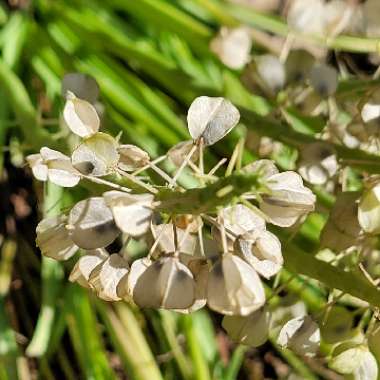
[358,183,380,234]
[175,256,208,313]
[270,297,307,330]
[219,204,266,237]
[36,214,78,261]
[63,91,100,137]
[103,191,153,237]
[187,96,240,146]
[117,144,150,172]
[88,254,129,301]
[71,132,119,176]
[235,230,283,279]
[361,103,380,124]
[222,307,270,347]
[126,258,152,300]
[132,257,195,310]
[287,0,326,35]
[309,63,338,97]
[167,140,199,167]
[207,253,265,316]
[277,315,320,357]
[320,192,361,252]
[67,197,120,249]
[260,171,316,227]
[62,73,99,103]
[69,249,108,288]
[330,343,378,380]
[35,147,81,187]
[151,223,197,255]
[26,153,48,181]
[210,26,252,70]
[255,54,286,93]
[298,142,338,185]
[242,159,279,179]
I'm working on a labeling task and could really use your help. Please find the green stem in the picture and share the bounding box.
[224,345,248,380]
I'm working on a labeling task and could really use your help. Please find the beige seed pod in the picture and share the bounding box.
[150,223,197,255]
[117,144,150,172]
[320,192,361,252]
[132,257,196,310]
[277,315,320,357]
[255,54,286,94]
[298,142,338,185]
[88,254,129,301]
[67,197,120,249]
[358,183,380,234]
[26,153,48,181]
[235,230,283,279]
[207,253,265,316]
[242,159,279,178]
[69,249,108,288]
[187,96,240,146]
[309,63,338,97]
[287,0,326,35]
[222,307,270,347]
[167,140,199,167]
[71,132,120,176]
[210,26,252,70]
[63,91,100,138]
[361,103,380,124]
[36,214,78,261]
[330,342,378,380]
[103,191,154,237]
[260,171,316,227]
[219,204,266,237]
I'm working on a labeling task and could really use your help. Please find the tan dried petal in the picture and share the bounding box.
[187,96,240,146]
[68,197,120,249]
[36,215,78,261]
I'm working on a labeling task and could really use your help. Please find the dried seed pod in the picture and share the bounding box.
[27,148,81,187]
[309,63,338,97]
[67,197,120,249]
[260,171,316,227]
[320,192,361,252]
[71,132,120,176]
[255,54,286,93]
[285,50,315,83]
[210,26,252,70]
[36,215,78,261]
[117,144,150,172]
[88,254,129,301]
[63,91,100,137]
[270,297,307,329]
[219,204,266,237]
[103,191,154,237]
[150,223,197,255]
[235,230,283,279]
[207,253,265,316]
[364,0,380,38]
[62,73,99,103]
[69,249,108,288]
[329,342,378,380]
[277,315,320,357]
[222,307,270,347]
[132,257,196,310]
[298,142,338,185]
[361,103,380,124]
[287,0,326,35]
[358,183,380,234]
[187,96,240,146]
[167,140,199,167]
